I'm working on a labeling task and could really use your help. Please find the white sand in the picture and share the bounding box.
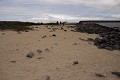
[0,25,120,80]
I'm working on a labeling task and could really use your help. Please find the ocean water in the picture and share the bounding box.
[95,22,120,28]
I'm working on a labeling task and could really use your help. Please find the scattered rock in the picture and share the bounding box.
[26,52,34,58]
[16,49,18,51]
[49,30,53,32]
[105,47,113,51]
[61,27,63,30]
[37,57,44,59]
[71,30,75,32]
[54,43,58,45]
[112,72,120,77]
[64,30,67,31]
[50,47,53,49]
[52,34,56,37]
[95,73,105,77]
[42,75,50,80]
[73,61,78,65]
[31,27,34,28]
[79,38,87,41]
[17,31,22,34]
[2,33,5,35]
[42,35,47,38]
[73,43,77,45]
[10,61,16,63]
[87,38,94,42]
[25,30,29,32]
[45,48,49,51]
[37,50,42,54]
[48,28,51,29]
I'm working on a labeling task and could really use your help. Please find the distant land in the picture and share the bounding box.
[0,20,120,29]
[79,20,120,28]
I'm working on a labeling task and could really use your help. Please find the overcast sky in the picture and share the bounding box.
[0,0,120,22]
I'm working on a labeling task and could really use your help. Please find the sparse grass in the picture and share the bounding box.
[0,21,37,31]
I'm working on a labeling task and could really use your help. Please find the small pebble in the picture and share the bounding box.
[73,61,78,65]
[43,75,50,80]
[95,73,105,77]
[42,35,47,38]
[2,33,5,35]
[37,57,44,59]
[52,34,56,37]
[37,50,42,53]
[10,61,16,63]
[25,30,29,32]
[45,48,49,51]
[26,52,34,58]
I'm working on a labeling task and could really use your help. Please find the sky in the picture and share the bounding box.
[0,0,120,22]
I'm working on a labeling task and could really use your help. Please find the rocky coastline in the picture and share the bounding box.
[75,23,120,51]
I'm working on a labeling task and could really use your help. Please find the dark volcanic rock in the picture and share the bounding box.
[43,75,50,80]
[10,61,16,63]
[45,48,49,51]
[95,73,105,77]
[2,33,5,35]
[26,52,34,58]
[52,34,56,37]
[64,30,67,31]
[75,23,120,51]
[37,49,42,54]
[112,72,120,77]
[42,35,47,38]
[73,43,78,45]
[25,30,29,32]
[87,38,94,42]
[73,61,78,65]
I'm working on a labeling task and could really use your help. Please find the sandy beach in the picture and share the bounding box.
[0,25,120,80]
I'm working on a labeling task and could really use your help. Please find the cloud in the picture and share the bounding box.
[3,0,120,9]
[0,0,120,22]
[13,0,120,12]
[21,14,107,23]
[111,14,120,19]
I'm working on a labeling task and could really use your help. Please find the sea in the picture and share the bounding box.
[96,22,120,28]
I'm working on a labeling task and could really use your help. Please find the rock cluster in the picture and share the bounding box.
[76,23,120,51]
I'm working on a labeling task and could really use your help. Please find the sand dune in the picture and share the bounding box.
[0,25,120,80]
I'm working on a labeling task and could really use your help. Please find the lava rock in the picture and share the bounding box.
[25,30,29,32]
[37,57,44,59]
[73,61,78,65]
[73,43,77,45]
[42,35,47,38]
[87,38,94,42]
[64,30,67,31]
[71,30,75,32]
[112,72,120,77]
[37,50,42,54]
[26,52,34,58]
[76,23,120,51]
[10,61,16,63]
[105,47,113,51]
[2,33,5,35]
[45,48,49,51]
[43,75,50,80]
[95,73,105,77]
[52,34,56,37]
